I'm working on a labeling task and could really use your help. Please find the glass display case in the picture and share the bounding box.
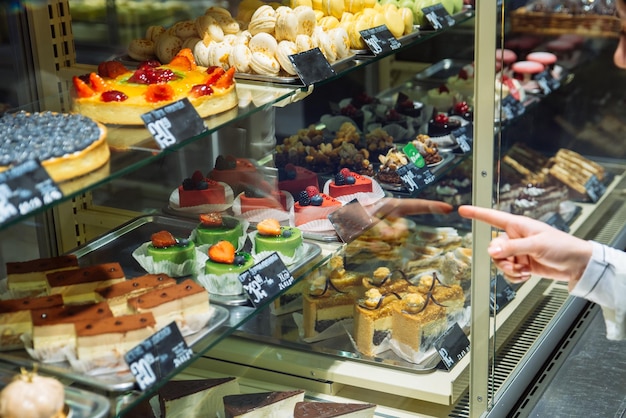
[0,0,624,417]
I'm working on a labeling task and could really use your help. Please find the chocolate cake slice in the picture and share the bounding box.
[294,401,377,417]
[159,377,239,418]
[223,390,305,417]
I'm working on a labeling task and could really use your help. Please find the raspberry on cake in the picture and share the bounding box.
[193,213,245,249]
[72,49,238,125]
[328,168,373,198]
[253,218,303,259]
[169,170,234,213]
[293,186,341,229]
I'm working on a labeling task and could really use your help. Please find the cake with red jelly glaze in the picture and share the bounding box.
[170,170,234,213]
[208,155,259,195]
[238,181,288,213]
[328,168,373,198]
[278,163,319,197]
[293,186,342,227]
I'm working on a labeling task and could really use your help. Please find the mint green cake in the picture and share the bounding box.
[195,215,243,248]
[146,239,196,264]
[205,251,254,275]
[254,226,303,257]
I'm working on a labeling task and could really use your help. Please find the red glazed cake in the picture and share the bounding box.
[178,170,227,207]
[208,155,259,194]
[328,168,373,198]
[294,186,341,226]
[278,163,319,197]
[239,181,288,213]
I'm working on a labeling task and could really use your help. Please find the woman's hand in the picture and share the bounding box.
[458,205,592,286]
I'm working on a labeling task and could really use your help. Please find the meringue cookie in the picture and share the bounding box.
[313,26,336,62]
[250,51,281,76]
[155,34,183,64]
[145,25,165,42]
[276,40,298,75]
[223,34,238,46]
[128,38,156,61]
[249,32,278,56]
[195,15,225,43]
[229,44,253,73]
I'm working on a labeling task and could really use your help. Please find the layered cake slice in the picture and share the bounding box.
[75,312,157,362]
[354,288,402,357]
[294,401,376,417]
[158,377,239,418]
[391,292,447,352]
[46,262,126,305]
[127,279,209,331]
[223,390,305,418]
[0,294,64,347]
[7,254,79,294]
[95,273,177,316]
[31,301,113,355]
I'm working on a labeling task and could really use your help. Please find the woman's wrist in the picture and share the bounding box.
[567,239,594,291]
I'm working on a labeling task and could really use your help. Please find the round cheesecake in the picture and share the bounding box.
[254,226,302,257]
[146,239,196,264]
[195,216,243,248]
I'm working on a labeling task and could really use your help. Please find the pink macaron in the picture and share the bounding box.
[495,48,518,66]
[526,51,557,69]
[511,60,545,81]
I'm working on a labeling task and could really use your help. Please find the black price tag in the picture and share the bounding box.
[0,160,62,225]
[125,322,194,391]
[423,4,455,30]
[396,163,436,197]
[434,323,470,370]
[534,70,560,95]
[359,25,402,55]
[490,274,516,314]
[141,98,207,149]
[239,252,295,307]
[451,122,473,154]
[543,212,569,232]
[584,175,606,202]
[501,95,525,119]
[289,48,336,85]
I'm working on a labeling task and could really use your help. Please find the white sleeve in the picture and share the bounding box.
[570,241,626,340]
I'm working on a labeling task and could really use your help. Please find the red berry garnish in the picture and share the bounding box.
[434,113,449,124]
[101,90,128,102]
[454,101,470,113]
[190,84,213,98]
[145,84,174,102]
[191,170,204,184]
[339,167,351,177]
[305,186,319,198]
[438,84,450,93]
[458,68,469,80]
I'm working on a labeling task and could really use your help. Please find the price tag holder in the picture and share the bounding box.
[359,25,402,55]
[0,160,63,225]
[396,162,436,197]
[584,175,606,203]
[501,95,525,119]
[451,122,473,154]
[434,323,470,371]
[125,322,194,391]
[141,98,207,149]
[534,70,560,95]
[422,4,455,30]
[490,274,517,315]
[289,48,336,85]
[239,252,295,308]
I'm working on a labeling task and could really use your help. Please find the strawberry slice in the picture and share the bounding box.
[98,61,128,78]
[173,48,197,70]
[206,67,226,86]
[200,212,223,227]
[151,230,177,248]
[72,76,96,98]
[213,67,235,89]
[89,72,108,92]
[145,84,174,102]
[168,55,192,71]
[257,218,281,236]
[208,240,235,264]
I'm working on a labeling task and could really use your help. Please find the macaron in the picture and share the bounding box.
[208,41,233,68]
[526,51,557,69]
[229,44,253,73]
[155,34,183,64]
[204,6,233,19]
[235,30,253,46]
[313,26,336,62]
[294,5,317,36]
[128,38,156,61]
[248,5,277,35]
[173,20,197,40]
[329,27,350,59]
[495,48,517,66]
[145,25,166,42]
[295,33,316,52]
[249,32,278,56]
[195,15,225,42]
[511,60,545,82]
[193,40,211,67]
[318,15,340,30]
[250,51,281,75]
[213,14,240,35]
[275,8,298,42]
[182,37,201,51]
[276,40,299,75]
